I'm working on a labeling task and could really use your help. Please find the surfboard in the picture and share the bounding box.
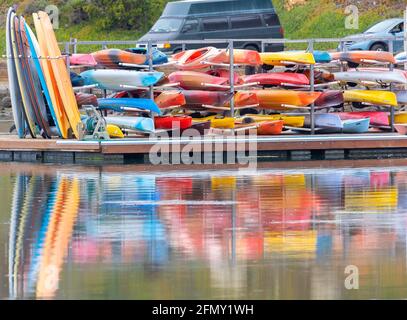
[6,8,25,138]
[37,11,82,138]
[32,12,70,139]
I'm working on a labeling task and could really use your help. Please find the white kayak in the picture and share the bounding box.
[104,116,155,132]
[333,70,407,84]
[395,52,406,64]
[80,69,164,91]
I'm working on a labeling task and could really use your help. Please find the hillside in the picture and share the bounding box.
[0,0,405,54]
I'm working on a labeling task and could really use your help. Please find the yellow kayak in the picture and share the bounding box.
[240,114,305,127]
[344,90,398,107]
[260,51,316,66]
[393,113,407,124]
[107,124,124,138]
[193,116,235,129]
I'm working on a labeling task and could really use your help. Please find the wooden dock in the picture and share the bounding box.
[1,133,407,165]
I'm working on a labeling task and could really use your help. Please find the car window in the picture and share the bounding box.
[202,18,229,32]
[231,15,263,29]
[181,19,199,33]
[263,13,280,27]
[365,20,401,33]
[391,22,404,33]
[150,18,183,33]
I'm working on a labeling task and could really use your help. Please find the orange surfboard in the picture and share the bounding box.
[37,11,82,138]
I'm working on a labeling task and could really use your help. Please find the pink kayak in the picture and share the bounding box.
[242,73,309,86]
[70,54,97,66]
[338,112,389,127]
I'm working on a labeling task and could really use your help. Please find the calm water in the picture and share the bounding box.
[1,164,407,300]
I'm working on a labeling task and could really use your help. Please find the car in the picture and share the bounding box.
[340,18,404,53]
[137,0,284,54]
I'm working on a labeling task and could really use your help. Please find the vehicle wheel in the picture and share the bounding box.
[370,43,388,52]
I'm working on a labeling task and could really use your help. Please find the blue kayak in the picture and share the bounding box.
[70,72,84,87]
[315,114,343,133]
[98,98,162,115]
[125,48,168,65]
[105,116,155,132]
[313,51,332,63]
[342,118,370,133]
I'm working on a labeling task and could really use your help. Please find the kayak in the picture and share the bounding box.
[76,93,98,107]
[395,52,406,64]
[154,116,192,130]
[260,51,316,66]
[92,49,147,68]
[242,73,310,86]
[342,118,370,133]
[315,90,344,108]
[305,114,343,133]
[313,51,332,63]
[333,70,407,84]
[168,71,229,90]
[125,47,168,65]
[6,8,25,138]
[234,91,259,108]
[206,69,242,85]
[330,50,396,65]
[396,91,407,105]
[393,113,407,124]
[80,70,164,91]
[249,90,322,110]
[70,72,84,87]
[70,54,97,66]
[172,47,219,70]
[240,114,305,128]
[193,116,235,129]
[104,116,155,132]
[183,91,233,109]
[257,120,284,135]
[343,90,398,107]
[189,121,211,136]
[107,124,124,138]
[338,112,389,127]
[208,49,262,65]
[97,98,161,114]
[394,124,407,135]
[155,91,186,109]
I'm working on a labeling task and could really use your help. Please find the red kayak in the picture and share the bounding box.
[338,112,389,127]
[257,120,284,135]
[207,69,243,85]
[168,71,230,90]
[242,73,309,86]
[154,116,192,130]
[155,91,186,109]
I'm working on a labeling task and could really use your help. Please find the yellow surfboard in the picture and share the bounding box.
[344,90,398,107]
[32,13,70,138]
[260,51,316,66]
[37,12,82,138]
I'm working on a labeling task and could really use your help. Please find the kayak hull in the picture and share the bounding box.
[155,91,186,109]
[257,120,284,135]
[104,116,155,132]
[344,90,398,107]
[250,90,321,110]
[242,73,310,86]
[338,112,389,127]
[260,51,316,66]
[342,118,370,133]
[92,49,147,68]
[168,71,229,90]
[330,50,396,65]
[154,116,192,130]
[97,98,161,114]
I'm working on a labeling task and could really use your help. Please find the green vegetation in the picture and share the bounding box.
[0,0,405,53]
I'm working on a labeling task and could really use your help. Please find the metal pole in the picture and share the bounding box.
[229,40,235,117]
[64,42,70,74]
[309,39,315,135]
[389,40,395,132]
[404,8,407,74]
[182,43,186,51]
[339,41,345,72]
[73,38,78,54]
[261,41,265,53]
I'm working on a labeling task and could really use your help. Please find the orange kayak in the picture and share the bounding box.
[208,49,262,65]
[92,49,146,68]
[257,120,284,135]
[330,50,396,65]
[234,91,259,108]
[155,91,186,109]
[249,90,322,110]
[172,47,219,70]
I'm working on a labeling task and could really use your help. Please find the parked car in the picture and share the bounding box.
[137,0,284,54]
[340,18,404,53]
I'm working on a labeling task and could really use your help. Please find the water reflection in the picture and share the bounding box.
[4,166,407,299]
